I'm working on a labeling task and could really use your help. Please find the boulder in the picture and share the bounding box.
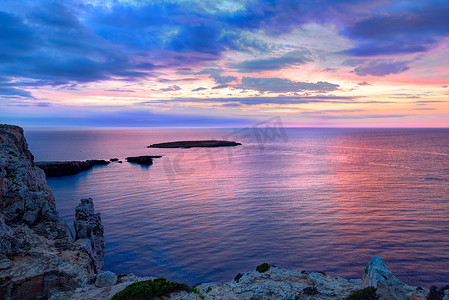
[362,256,407,300]
[95,271,118,288]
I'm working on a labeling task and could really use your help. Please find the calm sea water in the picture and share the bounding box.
[24,127,449,287]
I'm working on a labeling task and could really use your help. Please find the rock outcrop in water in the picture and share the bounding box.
[36,160,109,177]
[0,124,100,299]
[126,155,162,165]
[148,140,241,148]
[74,198,105,272]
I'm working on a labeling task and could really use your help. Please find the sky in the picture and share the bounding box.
[1,0,448,127]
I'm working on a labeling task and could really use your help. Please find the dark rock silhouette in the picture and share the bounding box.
[126,156,162,165]
[148,140,241,148]
[36,160,109,176]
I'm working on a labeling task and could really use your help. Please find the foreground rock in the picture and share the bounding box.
[362,256,409,299]
[0,124,100,299]
[52,258,430,300]
[126,155,162,165]
[36,160,109,176]
[148,140,241,148]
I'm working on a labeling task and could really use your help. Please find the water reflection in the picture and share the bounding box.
[25,128,449,287]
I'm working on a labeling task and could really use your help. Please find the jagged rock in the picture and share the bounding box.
[0,125,62,227]
[0,124,97,299]
[362,256,407,300]
[36,160,109,177]
[74,198,105,272]
[0,214,19,258]
[109,158,119,162]
[95,271,118,288]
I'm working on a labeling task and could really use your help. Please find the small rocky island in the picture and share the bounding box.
[0,124,446,300]
[148,140,241,148]
[36,160,110,176]
[126,155,162,165]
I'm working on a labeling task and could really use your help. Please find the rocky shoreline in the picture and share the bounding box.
[36,160,110,177]
[0,124,447,300]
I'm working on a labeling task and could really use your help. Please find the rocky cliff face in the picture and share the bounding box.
[0,124,103,300]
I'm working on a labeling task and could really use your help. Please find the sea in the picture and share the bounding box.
[24,126,449,287]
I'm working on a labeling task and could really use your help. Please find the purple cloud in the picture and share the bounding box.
[235,77,339,93]
[233,50,313,72]
[352,60,410,76]
[160,85,181,92]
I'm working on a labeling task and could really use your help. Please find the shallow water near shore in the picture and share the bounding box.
[25,127,449,287]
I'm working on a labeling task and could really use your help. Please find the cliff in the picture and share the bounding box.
[0,125,103,299]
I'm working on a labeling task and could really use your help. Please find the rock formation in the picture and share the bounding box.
[362,256,410,299]
[36,160,109,177]
[50,258,431,300]
[148,140,241,148]
[126,155,162,165]
[0,124,99,299]
[74,198,105,272]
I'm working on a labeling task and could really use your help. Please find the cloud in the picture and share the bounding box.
[210,74,237,84]
[212,84,229,89]
[104,89,136,92]
[192,87,207,92]
[357,82,370,86]
[195,68,237,85]
[0,107,254,127]
[233,50,313,72]
[301,113,410,119]
[141,95,357,106]
[0,86,35,98]
[352,60,410,76]
[342,1,449,56]
[160,85,181,92]
[0,5,156,88]
[234,77,339,93]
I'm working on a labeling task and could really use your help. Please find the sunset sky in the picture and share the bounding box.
[1,0,448,127]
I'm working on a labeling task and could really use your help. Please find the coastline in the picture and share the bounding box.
[0,124,446,300]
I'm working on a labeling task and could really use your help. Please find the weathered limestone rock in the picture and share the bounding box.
[362,256,408,300]
[0,214,19,258]
[0,125,61,227]
[95,271,118,288]
[74,198,105,272]
[0,124,98,299]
